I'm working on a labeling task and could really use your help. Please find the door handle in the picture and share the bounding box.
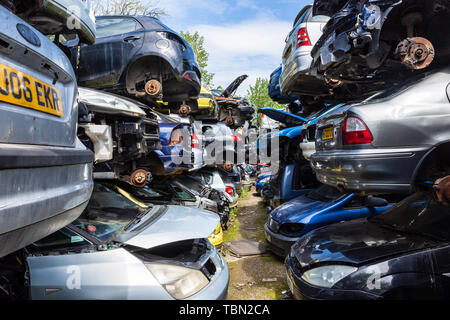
[124,35,141,42]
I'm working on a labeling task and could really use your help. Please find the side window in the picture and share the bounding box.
[171,185,195,201]
[95,18,141,38]
[28,228,90,252]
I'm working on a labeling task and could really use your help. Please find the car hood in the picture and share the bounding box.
[271,194,331,223]
[292,218,438,267]
[79,87,147,118]
[222,75,248,98]
[117,205,219,249]
[259,108,308,127]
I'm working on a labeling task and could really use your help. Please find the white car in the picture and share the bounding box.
[279,4,329,98]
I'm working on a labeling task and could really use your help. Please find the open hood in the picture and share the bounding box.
[117,205,220,249]
[222,75,248,98]
[78,87,147,118]
[259,108,308,127]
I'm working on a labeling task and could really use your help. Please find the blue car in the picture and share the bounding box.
[255,172,271,194]
[150,112,200,175]
[264,184,407,257]
[268,66,300,105]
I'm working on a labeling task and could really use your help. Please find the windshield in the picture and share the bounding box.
[369,193,450,241]
[306,185,345,202]
[72,183,149,243]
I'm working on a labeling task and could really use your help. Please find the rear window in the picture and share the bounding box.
[306,185,344,202]
[96,18,141,38]
[308,14,330,23]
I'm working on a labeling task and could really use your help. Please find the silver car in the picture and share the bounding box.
[6,182,229,300]
[0,6,93,258]
[279,4,329,97]
[311,67,450,194]
[2,0,96,44]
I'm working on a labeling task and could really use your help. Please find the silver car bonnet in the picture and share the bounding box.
[116,205,220,249]
[78,87,147,118]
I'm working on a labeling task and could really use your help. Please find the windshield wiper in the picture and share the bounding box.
[124,207,153,231]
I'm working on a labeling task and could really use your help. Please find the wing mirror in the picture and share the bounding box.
[366,196,388,208]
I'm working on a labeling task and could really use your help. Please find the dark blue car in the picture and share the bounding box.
[264,185,406,257]
[268,66,300,105]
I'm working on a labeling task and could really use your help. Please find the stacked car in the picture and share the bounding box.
[0,1,241,300]
[261,0,450,300]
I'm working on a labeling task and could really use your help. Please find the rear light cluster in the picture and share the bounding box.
[342,116,373,145]
[225,186,234,196]
[297,28,311,48]
[192,131,200,149]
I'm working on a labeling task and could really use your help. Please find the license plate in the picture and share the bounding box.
[0,63,63,117]
[322,127,334,140]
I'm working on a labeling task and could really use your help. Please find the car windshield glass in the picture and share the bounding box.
[124,185,170,202]
[72,183,149,243]
[306,185,344,202]
[369,193,450,241]
[96,18,139,38]
[175,177,204,193]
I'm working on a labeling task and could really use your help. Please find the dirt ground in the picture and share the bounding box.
[222,187,291,300]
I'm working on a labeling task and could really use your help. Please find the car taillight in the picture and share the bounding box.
[225,186,234,196]
[342,117,373,145]
[297,27,311,48]
[233,135,242,142]
[169,128,184,146]
[192,131,200,148]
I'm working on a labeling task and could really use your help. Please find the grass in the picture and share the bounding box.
[239,187,250,199]
[224,206,241,242]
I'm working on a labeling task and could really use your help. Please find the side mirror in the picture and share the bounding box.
[366,196,388,208]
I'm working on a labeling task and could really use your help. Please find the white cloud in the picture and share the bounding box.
[189,17,291,95]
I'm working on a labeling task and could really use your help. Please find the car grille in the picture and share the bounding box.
[201,258,217,280]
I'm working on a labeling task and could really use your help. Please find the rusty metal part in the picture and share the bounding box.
[223,162,234,172]
[434,176,450,206]
[324,76,343,88]
[178,102,191,116]
[131,169,149,187]
[225,115,235,126]
[145,79,162,97]
[395,37,435,70]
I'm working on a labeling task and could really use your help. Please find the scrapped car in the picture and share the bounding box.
[311,67,450,194]
[193,84,217,117]
[268,66,300,105]
[76,15,201,114]
[1,0,96,45]
[78,87,161,186]
[286,192,450,300]
[213,75,255,128]
[279,4,330,109]
[0,7,94,258]
[265,185,405,257]
[255,172,272,195]
[152,112,200,175]
[0,182,229,300]
[309,0,450,102]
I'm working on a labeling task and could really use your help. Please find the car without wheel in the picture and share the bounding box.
[0,6,94,258]
[75,15,201,115]
[311,67,450,194]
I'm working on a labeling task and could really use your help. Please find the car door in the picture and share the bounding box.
[77,17,145,89]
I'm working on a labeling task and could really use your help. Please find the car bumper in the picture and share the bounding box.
[0,144,94,257]
[285,255,381,300]
[264,223,298,258]
[311,147,429,193]
[300,141,315,161]
[188,251,229,300]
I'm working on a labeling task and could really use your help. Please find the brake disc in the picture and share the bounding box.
[395,37,435,70]
[131,169,150,187]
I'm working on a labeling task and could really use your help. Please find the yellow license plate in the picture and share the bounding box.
[0,63,63,117]
[322,127,334,140]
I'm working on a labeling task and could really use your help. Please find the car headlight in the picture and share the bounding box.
[301,265,357,288]
[146,264,209,299]
[259,177,270,184]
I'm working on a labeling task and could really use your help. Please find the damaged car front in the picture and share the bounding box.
[6,182,229,300]
[78,87,161,187]
[309,0,450,102]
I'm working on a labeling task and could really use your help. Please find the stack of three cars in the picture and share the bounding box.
[263,0,450,299]
[0,0,232,300]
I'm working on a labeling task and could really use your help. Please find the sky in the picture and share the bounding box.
[157,0,311,96]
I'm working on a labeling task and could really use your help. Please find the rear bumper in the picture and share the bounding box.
[311,147,430,193]
[0,143,94,257]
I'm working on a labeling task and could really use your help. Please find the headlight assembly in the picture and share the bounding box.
[301,265,357,288]
[146,264,209,299]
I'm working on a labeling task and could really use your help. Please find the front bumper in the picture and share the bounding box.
[311,147,430,193]
[264,222,298,258]
[285,255,381,300]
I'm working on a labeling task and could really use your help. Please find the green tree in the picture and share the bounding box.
[92,0,167,17]
[246,78,284,126]
[179,31,215,87]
